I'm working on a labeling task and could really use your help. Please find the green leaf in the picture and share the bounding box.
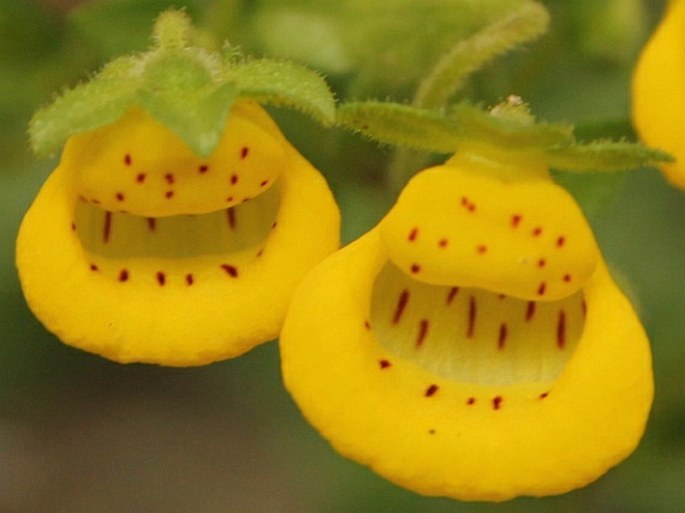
[230,58,336,126]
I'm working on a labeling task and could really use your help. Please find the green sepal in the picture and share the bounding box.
[229,58,336,126]
[29,58,140,157]
[337,101,573,154]
[547,141,673,172]
[28,9,336,159]
[338,100,673,172]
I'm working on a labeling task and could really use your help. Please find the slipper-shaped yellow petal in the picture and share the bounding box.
[281,155,653,501]
[633,0,685,189]
[17,101,340,366]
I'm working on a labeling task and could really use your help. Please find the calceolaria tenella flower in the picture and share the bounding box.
[633,0,685,189]
[280,102,665,501]
[16,11,340,365]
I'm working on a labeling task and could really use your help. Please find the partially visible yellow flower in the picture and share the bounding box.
[633,0,685,188]
[17,101,340,365]
[280,149,653,501]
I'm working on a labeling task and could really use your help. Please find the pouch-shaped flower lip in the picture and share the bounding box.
[280,161,653,501]
[633,0,685,189]
[16,101,340,365]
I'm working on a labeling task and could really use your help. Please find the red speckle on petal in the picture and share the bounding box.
[467,397,476,406]
[156,272,166,286]
[147,218,156,231]
[563,274,572,283]
[165,191,174,199]
[221,264,239,278]
[557,236,566,248]
[165,173,175,185]
[393,289,410,324]
[492,396,503,410]
[425,384,439,397]
[227,208,236,230]
[260,180,269,187]
[240,147,249,159]
[199,165,209,174]
[136,173,146,183]
[498,323,508,349]
[537,258,546,268]
[540,392,549,399]
[438,238,449,248]
[379,359,391,369]
[186,274,194,286]
[364,320,372,330]
[89,264,99,271]
[446,287,459,305]
[511,214,522,227]
[124,154,132,166]
[71,222,77,231]
[532,227,543,237]
[410,263,421,274]
[467,296,477,338]
[230,174,239,185]
[118,269,129,282]
[408,227,419,241]
[115,192,125,202]
[526,301,536,321]
[537,281,547,296]
[557,310,566,349]
[476,244,488,254]
[416,319,430,347]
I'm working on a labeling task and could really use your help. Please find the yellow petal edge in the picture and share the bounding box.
[280,157,653,501]
[633,0,685,189]
[17,101,340,366]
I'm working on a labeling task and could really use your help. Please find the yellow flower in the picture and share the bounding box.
[17,100,340,365]
[633,0,685,188]
[280,149,653,501]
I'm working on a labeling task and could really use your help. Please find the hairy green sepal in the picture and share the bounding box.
[29,10,335,158]
[337,101,672,172]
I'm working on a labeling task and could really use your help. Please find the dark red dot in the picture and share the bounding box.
[115,192,125,202]
[537,259,546,268]
[476,244,488,254]
[511,214,522,227]
[230,174,239,185]
[185,274,194,286]
[260,180,269,187]
[466,397,476,405]
[425,384,439,397]
[199,165,209,174]
[540,392,549,399]
[532,227,543,237]
[240,147,249,159]
[71,222,77,231]
[118,269,129,282]
[364,320,371,330]
[492,396,503,410]
[563,274,572,282]
[165,173,175,185]
[226,196,234,203]
[156,272,166,286]
[124,154,132,166]
[379,359,391,369]
[537,282,547,296]
[408,227,419,241]
[526,301,536,321]
[89,264,99,271]
[410,264,421,274]
[136,173,146,183]
[438,238,449,248]
[221,264,239,278]
[165,191,174,199]
[557,236,566,248]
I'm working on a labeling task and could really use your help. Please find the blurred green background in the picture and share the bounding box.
[2,0,685,511]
